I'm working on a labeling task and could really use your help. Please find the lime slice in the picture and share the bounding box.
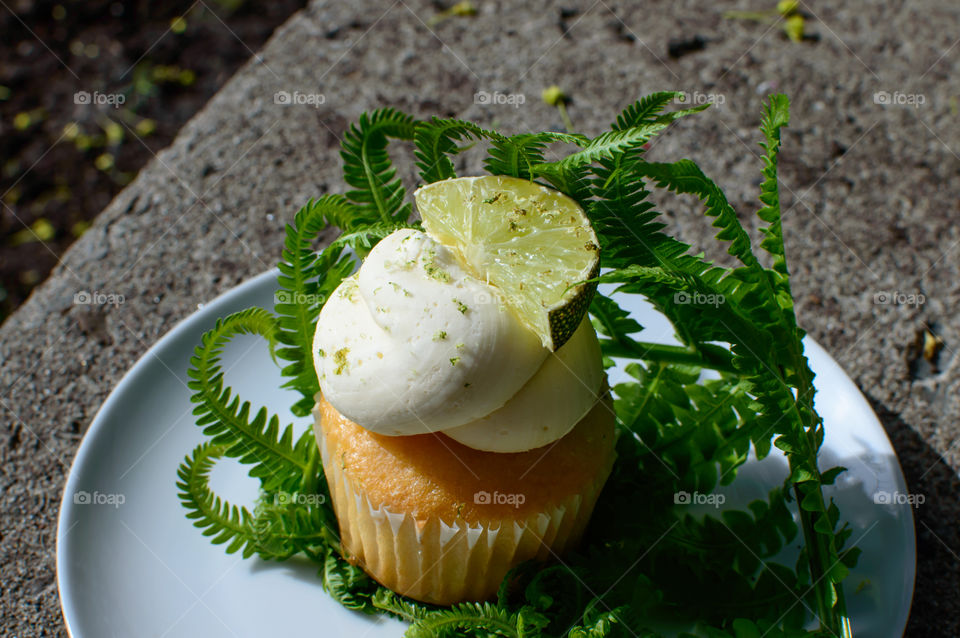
[415,175,599,350]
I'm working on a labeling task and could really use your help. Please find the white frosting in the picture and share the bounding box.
[312,227,603,451]
[443,319,604,452]
[313,228,546,436]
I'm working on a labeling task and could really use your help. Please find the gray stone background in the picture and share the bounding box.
[1,0,957,635]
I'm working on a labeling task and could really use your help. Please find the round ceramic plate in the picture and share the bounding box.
[57,270,915,637]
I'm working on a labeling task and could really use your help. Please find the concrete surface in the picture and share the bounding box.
[1,0,958,635]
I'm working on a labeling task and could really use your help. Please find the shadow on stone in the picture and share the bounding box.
[867,394,960,638]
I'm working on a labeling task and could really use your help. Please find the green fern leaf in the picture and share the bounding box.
[340,108,416,224]
[322,548,378,614]
[414,117,497,183]
[186,307,312,491]
[485,131,587,180]
[613,91,684,129]
[539,104,709,174]
[372,588,434,622]
[405,601,530,638]
[755,94,796,325]
[631,159,765,277]
[275,197,359,415]
[250,489,337,561]
[176,442,259,558]
[613,92,709,129]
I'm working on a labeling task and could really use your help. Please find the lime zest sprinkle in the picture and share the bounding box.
[422,248,452,282]
[333,348,350,375]
[389,281,413,296]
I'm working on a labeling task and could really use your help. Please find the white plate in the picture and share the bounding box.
[57,270,916,637]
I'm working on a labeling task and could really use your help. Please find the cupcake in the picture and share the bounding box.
[311,177,615,604]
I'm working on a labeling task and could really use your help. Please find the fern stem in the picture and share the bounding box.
[792,396,853,636]
[362,141,391,224]
[601,340,736,373]
[299,444,320,495]
[791,478,851,636]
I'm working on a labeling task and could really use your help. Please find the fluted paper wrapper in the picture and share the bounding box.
[316,420,606,605]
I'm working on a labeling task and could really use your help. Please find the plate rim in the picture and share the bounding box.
[56,267,917,636]
[56,268,280,637]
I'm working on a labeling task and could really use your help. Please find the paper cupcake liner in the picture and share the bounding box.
[316,421,608,605]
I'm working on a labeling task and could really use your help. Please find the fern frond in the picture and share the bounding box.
[275,197,359,415]
[613,91,709,129]
[340,108,416,224]
[542,124,665,171]
[322,548,378,614]
[587,153,666,270]
[176,442,259,558]
[631,159,765,277]
[250,489,337,561]
[538,104,708,175]
[406,601,535,638]
[613,91,682,129]
[607,360,762,493]
[567,607,628,638]
[372,589,433,623]
[414,117,498,183]
[186,307,312,491]
[756,94,795,315]
[414,119,590,185]
[485,131,587,180]
[589,293,643,342]
[328,221,408,255]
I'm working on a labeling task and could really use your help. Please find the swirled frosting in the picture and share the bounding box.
[313,228,603,452]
